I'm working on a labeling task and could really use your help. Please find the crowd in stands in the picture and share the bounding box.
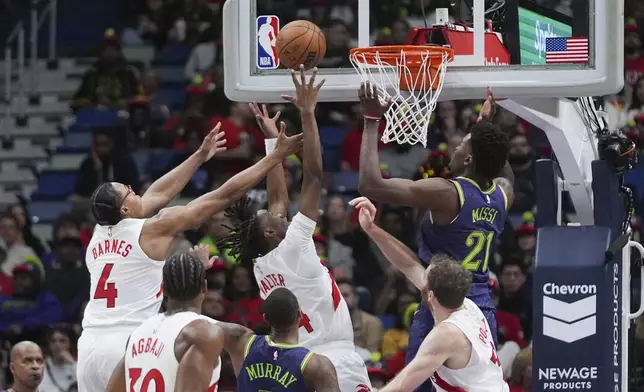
[1,0,644,391]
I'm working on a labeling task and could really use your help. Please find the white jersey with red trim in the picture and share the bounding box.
[125,312,221,392]
[83,219,164,330]
[431,299,510,392]
[253,213,353,349]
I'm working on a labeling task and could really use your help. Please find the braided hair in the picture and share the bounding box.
[216,197,267,267]
[163,252,206,301]
[91,183,122,226]
[469,120,510,180]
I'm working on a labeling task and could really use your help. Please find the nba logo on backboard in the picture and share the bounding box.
[256,15,280,69]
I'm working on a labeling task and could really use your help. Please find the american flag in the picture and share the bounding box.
[545,37,589,64]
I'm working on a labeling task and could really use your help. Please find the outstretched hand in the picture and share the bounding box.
[196,123,227,162]
[249,102,283,139]
[349,196,378,233]
[189,244,217,269]
[478,87,496,122]
[358,81,392,120]
[281,65,325,113]
[274,127,304,156]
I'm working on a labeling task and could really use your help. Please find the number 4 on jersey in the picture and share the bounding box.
[94,263,118,308]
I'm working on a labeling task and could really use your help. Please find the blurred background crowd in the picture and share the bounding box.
[1,0,644,391]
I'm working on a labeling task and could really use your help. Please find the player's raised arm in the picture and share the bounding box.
[303,353,341,392]
[350,197,425,290]
[105,357,126,392]
[175,319,225,392]
[380,323,460,392]
[250,102,290,217]
[214,321,255,375]
[281,65,325,222]
[139,124,227,217]
[479,88,516,208]
[357,82,459,215]
[146,130,303,237]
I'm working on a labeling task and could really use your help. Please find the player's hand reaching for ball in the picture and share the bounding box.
[249,102,282,139]
[359,81,392,121]
[281,64,325,114]
[274,127,304,156]
[477,87,496,122]
[196,123,227,162]
[349,197,378,233]
[189,244,217,269]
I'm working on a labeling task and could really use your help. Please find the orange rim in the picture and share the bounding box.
[349,45,454,68]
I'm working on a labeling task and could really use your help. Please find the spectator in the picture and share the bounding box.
[514,213,537,268]
[140,70,169,123]
[201,286,226,320]
[9,201,46,257]
[206,260,228,288]
[0,213,39,278]
[340,120,386,172]
[185,26,219,81]
[170,0,216,45]
[135,0,173,48]
[44,236,90,322]
[627,76,644,125]
[198,211,235,264]
[0,261,63,340]
[381,299,417,358]
[39,327,77,392]
[223,265,263,329]
[509,347,533,392]
[489,273,524,377]
[5,341,45,392]
[164,81,209,149]
[164,127,209,196]
[319,20,352,68]
[210,102,260,174]
[317,195,356,278]
[71,130,141,201]
[508,131,536,213]
[337,279,384,353]
[379,141,430,180]
[365,360,390,390]
[71,31,142,110]
[0,243,11,295]
[202,64,231,117]
[498,260,533,341]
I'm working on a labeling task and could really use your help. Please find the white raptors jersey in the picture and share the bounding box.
[83,219,164,330]
[431,299,510,392]
[125,312,221,392]
[253,213,353,349]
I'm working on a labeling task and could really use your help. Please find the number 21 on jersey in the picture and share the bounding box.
[462,231,494,273]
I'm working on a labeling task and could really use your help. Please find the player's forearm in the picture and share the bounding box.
[187,152,282,216]
[366,225,425,290]
[301,111,323,181]
[358,119,388,196]
[381,361,431,392]
[266,148,289,216]
[498,161,514,185]
[142,152,204,216]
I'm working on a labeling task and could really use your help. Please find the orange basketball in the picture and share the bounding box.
[276,20,326,70]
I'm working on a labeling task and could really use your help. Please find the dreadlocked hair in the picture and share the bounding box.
[91,183,122,226]
[163,252,206,301]
[216,197,266,267]
[469,119,510,180]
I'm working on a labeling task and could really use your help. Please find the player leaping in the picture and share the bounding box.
[351,197,509,392]
[357,83,513,392]
[218,65,372,391]
[78,125,302,392]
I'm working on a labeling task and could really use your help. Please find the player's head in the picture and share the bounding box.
[9,341,44,389]
[216,197,289,266]
[422,254,472,312]
[90,182,143,226]
[163,252,207,307]
[448,120,510,180]
[261,287,302,335]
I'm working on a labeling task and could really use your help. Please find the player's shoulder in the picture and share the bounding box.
[178,318,224,347]
[303,353,336,378]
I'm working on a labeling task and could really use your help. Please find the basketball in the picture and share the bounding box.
[276,20,326,70]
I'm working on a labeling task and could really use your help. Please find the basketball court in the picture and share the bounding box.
[222,1,643,391]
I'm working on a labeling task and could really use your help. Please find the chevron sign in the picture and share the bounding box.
[542,292,597,343]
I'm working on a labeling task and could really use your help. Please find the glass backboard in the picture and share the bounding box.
[223,0,623,102]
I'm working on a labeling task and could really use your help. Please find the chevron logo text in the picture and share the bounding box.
[542,283,597,343]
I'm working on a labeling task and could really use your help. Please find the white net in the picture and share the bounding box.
[350,47,453,147]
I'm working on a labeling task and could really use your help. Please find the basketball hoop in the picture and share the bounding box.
[350,45,454,147]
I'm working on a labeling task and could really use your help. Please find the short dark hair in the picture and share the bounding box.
[427,255,472,309]
[501,259,528,275]
[469,120,510,179]
[261,287,301,333]
[335,278,354,288]
[163,252,206,302]
[216,197,268,267]
[91,183,122,226]
[0,212,18,227]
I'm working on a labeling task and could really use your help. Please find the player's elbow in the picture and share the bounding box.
[358,176,383,198]
[304,164,324,183]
